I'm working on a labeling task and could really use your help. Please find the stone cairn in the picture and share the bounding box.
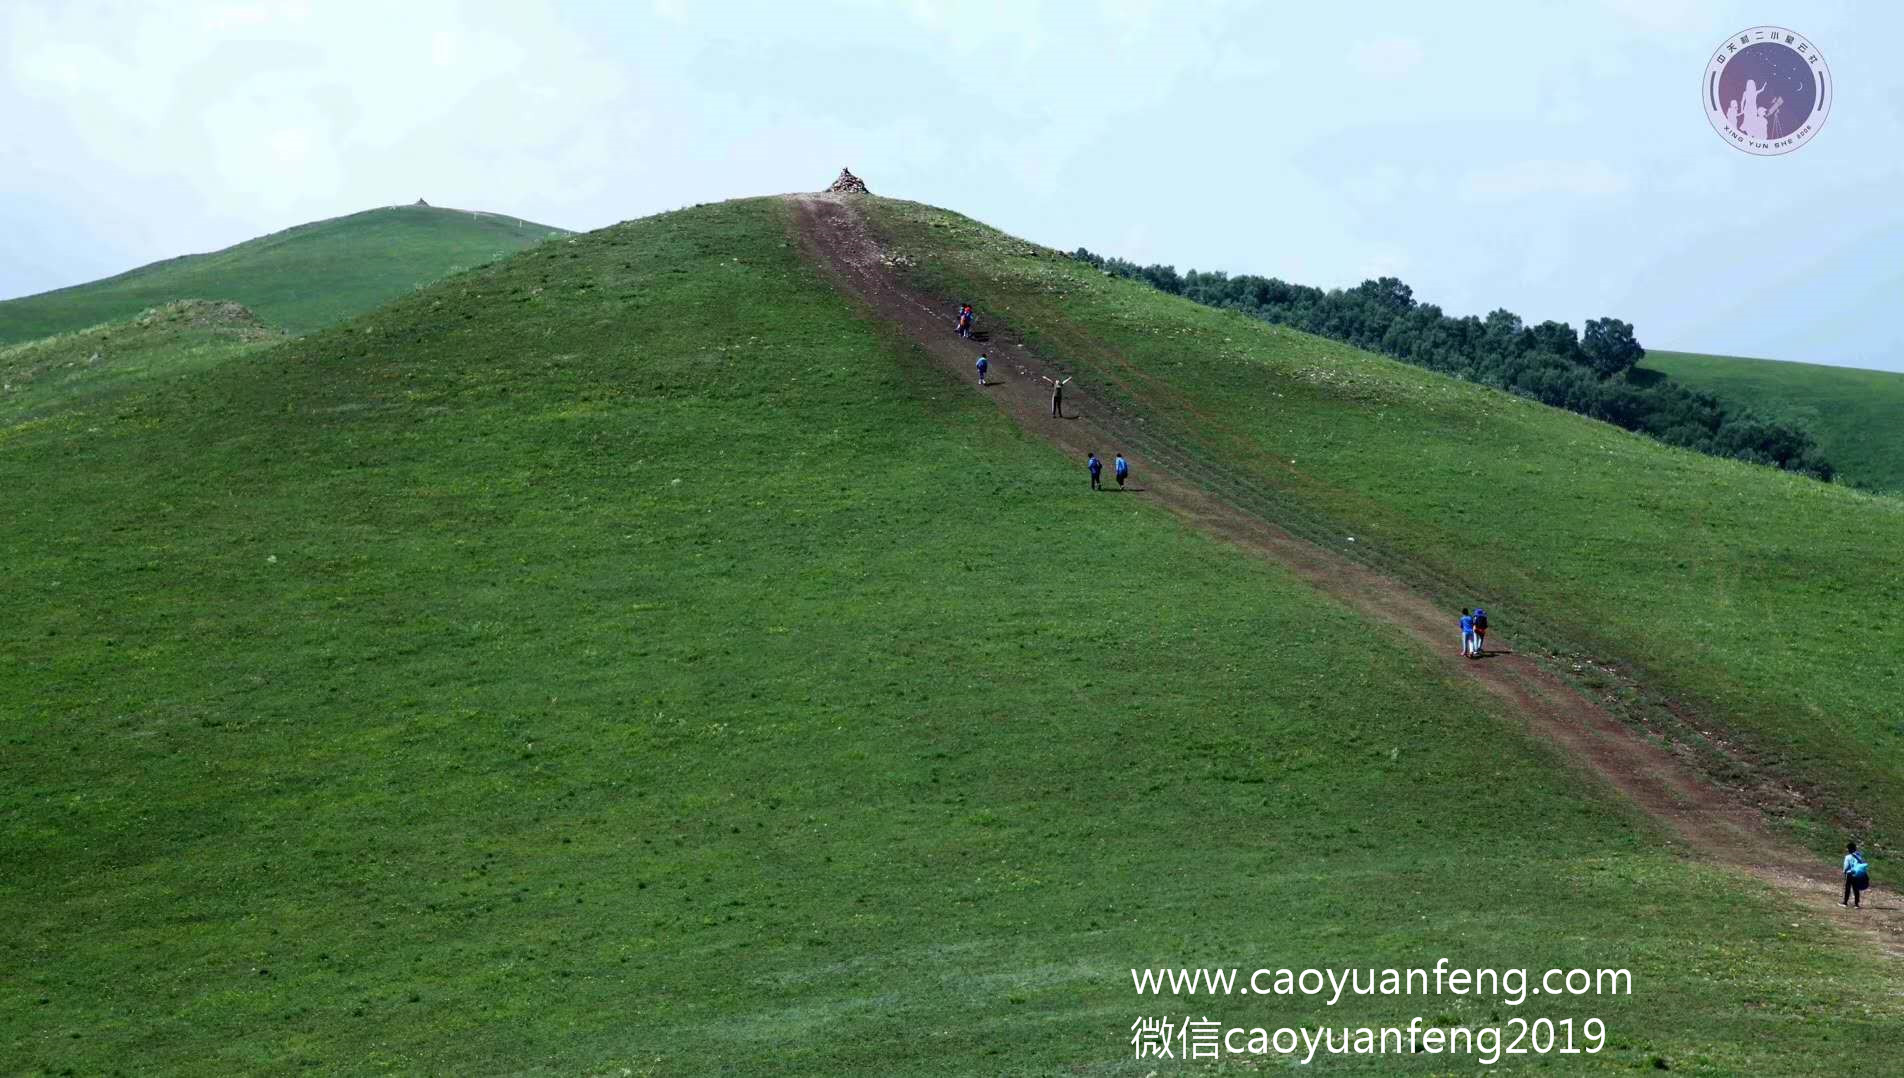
[825,168,870,194]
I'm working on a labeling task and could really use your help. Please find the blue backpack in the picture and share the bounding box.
[1850,853,1870,882]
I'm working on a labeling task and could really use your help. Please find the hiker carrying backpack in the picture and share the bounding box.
[1844,842,1871,908]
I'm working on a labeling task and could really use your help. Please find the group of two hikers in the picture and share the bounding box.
[1086,451,1129,491]
[1459,608,1489,658]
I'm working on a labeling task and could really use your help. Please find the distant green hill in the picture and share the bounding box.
[1641,349,1904,492]
[1,299,285,428]
[0,204,568,345]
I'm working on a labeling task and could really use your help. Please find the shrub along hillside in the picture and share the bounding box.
[1071,249,1835,479]
[3,198,1898,1071]
[872,198,1904,855]
[0,204,568,345]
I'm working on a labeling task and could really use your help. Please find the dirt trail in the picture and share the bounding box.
[787,192,1901,951]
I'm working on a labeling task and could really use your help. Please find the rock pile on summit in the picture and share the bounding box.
[825,168,869,194]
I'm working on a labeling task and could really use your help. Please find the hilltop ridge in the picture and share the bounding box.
[0,204,570,345]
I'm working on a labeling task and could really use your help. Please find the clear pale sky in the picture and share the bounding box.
[4,1,1901,370]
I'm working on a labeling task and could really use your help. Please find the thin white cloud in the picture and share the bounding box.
[1344,165,1406,205]
[203,1,311,31]
[1460,159,1632,201]
[1597,0,1706,33]
[1348,36,1425,79]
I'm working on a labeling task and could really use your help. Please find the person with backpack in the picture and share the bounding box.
[1459,609,1476,658]
[975,353,989,386]
[1844,841,1870,907]
[1113,453,1129,489]
[956,304,973,338]
[1472,607,1489,656]
[1087,452,1103,491]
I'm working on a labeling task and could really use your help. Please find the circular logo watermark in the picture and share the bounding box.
[1704,27,1831,155]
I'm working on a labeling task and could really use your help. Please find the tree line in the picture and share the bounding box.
[1068,249,1834,481]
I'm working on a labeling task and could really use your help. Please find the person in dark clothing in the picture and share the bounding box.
[1472,608,1489,656]
[1113,453,1129,489]
[1844,841,1870,907]
[1043,375,1071,418]
[1087,452,1102,490]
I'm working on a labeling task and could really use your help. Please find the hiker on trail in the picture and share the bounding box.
[1114,453,1129,489]
[976,354,989,386]
[1088,452,1103,491]
[1043,375,1072,418]
[956,304,973,338]
[1472,607,1489,656]
[1459,609,1476,659]
[1844,842,1870,907]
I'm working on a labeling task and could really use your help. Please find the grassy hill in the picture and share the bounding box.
[1641,349,1904,492]
[0,204,568,345]
[865,198,1904,853]
[1,300,285,429]
[3,198,1901,1072]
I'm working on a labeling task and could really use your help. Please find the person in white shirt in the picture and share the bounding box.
[1043,375,1072,419]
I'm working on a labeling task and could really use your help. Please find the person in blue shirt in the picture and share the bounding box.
[1844,841,1869,907]
[1087,452,1102,491]
[1113,453,1129,489]
[1459,609,1475,658]
[976,354,989,386]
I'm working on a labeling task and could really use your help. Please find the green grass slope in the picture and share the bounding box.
[0,205,568,345]
[2,300,286,429]
[3,199,1899,1073]
[1642,349,1904,493]
[864,198,1904,855]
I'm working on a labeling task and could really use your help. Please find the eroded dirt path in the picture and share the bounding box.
[787,192,1901,951]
